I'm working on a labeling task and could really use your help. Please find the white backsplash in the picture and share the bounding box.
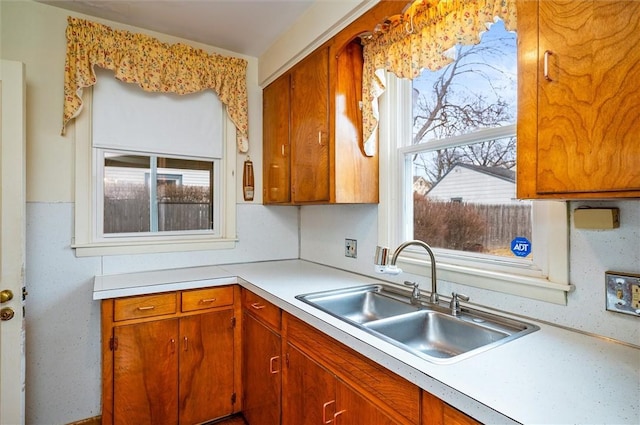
[299,201,640,346]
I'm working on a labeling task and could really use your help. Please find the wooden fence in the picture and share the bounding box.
[472,203,531,251]
[104,199,211,233]
[413,197,531,255]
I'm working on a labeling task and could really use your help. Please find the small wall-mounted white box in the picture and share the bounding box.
[574,207,620,229]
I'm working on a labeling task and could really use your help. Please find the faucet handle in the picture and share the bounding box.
[404,281,421,305]
[450,292,469,316]
[451,292,469,302]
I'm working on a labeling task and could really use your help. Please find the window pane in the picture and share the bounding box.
[156,157,213,232]
[410,139,532,258]
[412,20,517,145]
[103,152,213,234]
[409,21,530,259]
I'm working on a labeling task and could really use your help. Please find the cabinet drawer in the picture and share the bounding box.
[114,293,177,321]
[242,290,281,330]
[181,286,234,312]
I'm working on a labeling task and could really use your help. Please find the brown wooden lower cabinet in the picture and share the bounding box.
[242,303,281,425]
[283,312,419,425]
[102,286,240,425]
[282,342,399,425]
[282,342,336,425]
[282,345,398,425]
[102,286,482,425]
[277,310,481,425]
[113,318,179,425]
[178,310,236,424]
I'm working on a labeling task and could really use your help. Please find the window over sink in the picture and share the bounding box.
[378,19,571,304]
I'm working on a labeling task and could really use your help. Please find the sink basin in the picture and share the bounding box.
[296,284,539,364]
[365,309,526,362]
[296,285,420,324]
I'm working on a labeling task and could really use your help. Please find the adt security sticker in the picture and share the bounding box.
[510,237,531,257]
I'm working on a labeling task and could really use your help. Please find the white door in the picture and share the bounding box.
[0,60,27,425]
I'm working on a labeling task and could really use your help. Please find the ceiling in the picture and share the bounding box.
[38,0,317,57]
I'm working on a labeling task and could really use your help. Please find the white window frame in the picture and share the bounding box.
[95,148,222,239]
[73,87,238,257]
[378,75,572,305]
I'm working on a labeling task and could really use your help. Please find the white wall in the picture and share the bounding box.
[2,1,300,423]
[300,200,640,346]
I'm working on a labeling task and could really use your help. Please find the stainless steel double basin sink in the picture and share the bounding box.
[296,284,539,364]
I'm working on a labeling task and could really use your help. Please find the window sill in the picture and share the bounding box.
[396,255,574,305]
[72,238,238,257]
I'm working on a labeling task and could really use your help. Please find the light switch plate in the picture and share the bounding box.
[605,271,640,317]
[345,239,357,258]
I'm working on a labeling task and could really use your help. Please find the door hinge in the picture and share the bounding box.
[231,316,236,328]
[285,352,290,368]
[231,392,237,405]
[109,336,118,351]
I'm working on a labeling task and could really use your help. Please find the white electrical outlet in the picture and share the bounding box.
[345,239,357,258]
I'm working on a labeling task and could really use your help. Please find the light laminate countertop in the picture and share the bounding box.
[94,260,640,425]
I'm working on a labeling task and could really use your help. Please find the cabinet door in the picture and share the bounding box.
[334,39,379,204]
[113,319,179,425]
[283,343,336,425]
[179,310,235,425]
[335,380,399,425]
[519,0,640,197]
[290,47,330,203]
[263,75,291,203]
[242,312,281,425]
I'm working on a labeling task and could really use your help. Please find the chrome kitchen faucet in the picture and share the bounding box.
[375,240,439,304]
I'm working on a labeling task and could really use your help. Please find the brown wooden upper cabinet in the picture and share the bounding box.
[263,1,405,205]
[517,0,640,198]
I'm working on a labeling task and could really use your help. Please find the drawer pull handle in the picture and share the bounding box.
[322,400,336,424]
[137,306,155,311]
[183,336,189,351]
[170,338,176,354]
[269,356,280,374]
[200,298,216,304]
[251,302,266,310]
[334,410,346,422]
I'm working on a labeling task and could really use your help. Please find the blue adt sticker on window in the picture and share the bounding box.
[510,237,531,257]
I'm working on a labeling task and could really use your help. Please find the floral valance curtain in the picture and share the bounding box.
[360,0,517,156]
[62,17,250,152]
